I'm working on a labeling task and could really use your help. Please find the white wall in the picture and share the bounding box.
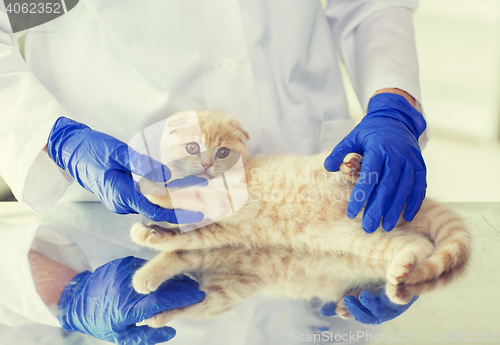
[415,0,500,143]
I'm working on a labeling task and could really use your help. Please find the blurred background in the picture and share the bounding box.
[341,0,500,202]
[417,0,500,202]
[1,0,499,202]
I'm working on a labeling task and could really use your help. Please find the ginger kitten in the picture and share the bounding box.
[131,110,471,327]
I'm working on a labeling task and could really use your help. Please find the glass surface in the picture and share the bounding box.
[0,202,497,345]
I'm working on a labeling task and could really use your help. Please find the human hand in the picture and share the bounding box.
[324,93,427,232]
[320,290,418,325]
[58,256,205,345]
[165,174,208,189]
[47,117,205,223]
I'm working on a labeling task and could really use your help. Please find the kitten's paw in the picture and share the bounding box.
[130,222,179,247]
[339,153,362,183]
[131,222,157,245]
[138,178,167,196]
[385,283,414,305]
[387,261,414,285]
[146,307,190,328]
[335,299,352,319]
[132,266,165,294]
[387,240,434,285]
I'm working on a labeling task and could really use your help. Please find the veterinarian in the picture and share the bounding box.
[0,0,426,344]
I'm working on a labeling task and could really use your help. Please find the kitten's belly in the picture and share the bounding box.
[256,252,386,301]
[259,271,383,302]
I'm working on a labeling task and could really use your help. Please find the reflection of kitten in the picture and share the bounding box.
[132,244,464,326]
[132,111,471,327]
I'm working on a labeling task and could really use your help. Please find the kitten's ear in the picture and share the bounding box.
[232,119,250,143]
[236,128,250,142]
[165,110,195,134]
[166,110,193,126]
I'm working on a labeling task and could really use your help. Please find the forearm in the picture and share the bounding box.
[372,88,416,108]
[28,250,78,307]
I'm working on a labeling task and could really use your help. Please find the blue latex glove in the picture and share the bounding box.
[59,256,205,345]
[324,93,427,232]
[320,290,418,325]
[47,117,205,223]
[165,175,208,189]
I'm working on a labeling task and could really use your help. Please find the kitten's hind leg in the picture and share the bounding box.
[335,289,363,319]
[385,283,415,305]
[385,236,435,305]
[386,237,434,285]
[146,273,261,328]
[386,261,467,305]
[339,153,362,183]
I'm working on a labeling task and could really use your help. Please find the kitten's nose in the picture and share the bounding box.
[200,152,212,171]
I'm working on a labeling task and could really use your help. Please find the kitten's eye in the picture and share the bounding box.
[216,147,230,159]
[186,142,200,155]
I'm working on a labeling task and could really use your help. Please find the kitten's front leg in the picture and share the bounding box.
[132,251,200,294]
[130,222,244,253]
[131,222,195,252]
[138,178,174,209]
[147,273,261,328]
[141,176,238,222]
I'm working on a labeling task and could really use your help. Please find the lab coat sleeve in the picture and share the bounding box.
[0,2,73,213]
[325,0,430,147]
[325,0,420,111]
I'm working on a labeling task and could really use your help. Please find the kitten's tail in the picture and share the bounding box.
[405,200,472,285]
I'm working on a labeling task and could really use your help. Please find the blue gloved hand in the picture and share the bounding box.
[47,117,205,223]
[324,93,427,232]
[58,256,205,345]
[165,175,208,189]
[320,290,418,325]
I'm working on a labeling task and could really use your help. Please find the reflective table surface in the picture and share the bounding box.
[0,202,498,345]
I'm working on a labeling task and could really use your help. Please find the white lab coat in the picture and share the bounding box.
[0,0,423,342]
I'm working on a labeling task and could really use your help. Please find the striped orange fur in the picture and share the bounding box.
[131,111,472,327]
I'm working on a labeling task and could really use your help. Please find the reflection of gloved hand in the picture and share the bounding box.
[324,93,427,232]
[320,290,418,325]
[59,257,205,345]
[47,117,204,223]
